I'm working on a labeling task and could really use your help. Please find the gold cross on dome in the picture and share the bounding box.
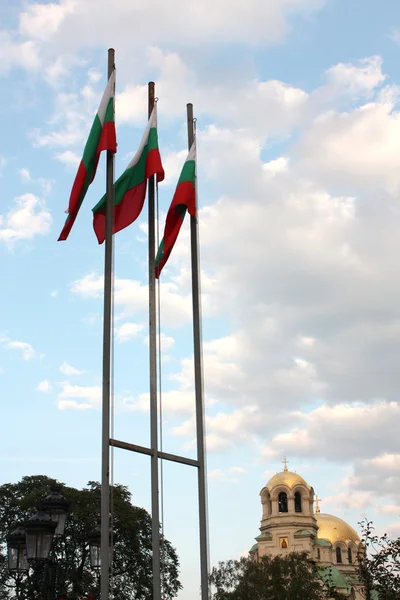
[315,495,322,514]
[282,457,289,472]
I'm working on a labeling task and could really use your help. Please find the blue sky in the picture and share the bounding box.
[2,0,400,597]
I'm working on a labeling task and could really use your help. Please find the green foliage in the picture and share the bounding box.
[357,520,400,600]
[209,552,346,600]
[0,475,181,599]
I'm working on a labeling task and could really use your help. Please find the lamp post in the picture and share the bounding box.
[6,487,68,600]
[87,525,101,571]
[6,487,106,600]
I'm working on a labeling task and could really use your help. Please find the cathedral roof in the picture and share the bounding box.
[316,513,360,544]
[318,566,351,591]
[265,470,310,490]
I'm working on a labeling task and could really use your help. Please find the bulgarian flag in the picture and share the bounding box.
[92,105,164,244]
[155,142,196,278]
[58,71,116,241]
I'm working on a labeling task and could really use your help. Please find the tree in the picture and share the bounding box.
[357,519,400,600]
[209,552,346,600]
[0,475,181,600]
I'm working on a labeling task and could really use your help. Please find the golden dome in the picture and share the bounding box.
[266,470,310,490]
[316,513,360,544]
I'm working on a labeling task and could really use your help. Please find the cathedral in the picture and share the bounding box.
[249,461,366,599]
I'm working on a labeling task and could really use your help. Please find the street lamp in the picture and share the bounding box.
[38,486,70,537]
[87,524,101,570]
[24,510,57,562]
[7,524,29,573]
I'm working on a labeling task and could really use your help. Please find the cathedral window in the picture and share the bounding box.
[336,547,342,564]
[317,548,321,560]
[278,492,288,513]
[294,492,302,512]
[348,548,353,563]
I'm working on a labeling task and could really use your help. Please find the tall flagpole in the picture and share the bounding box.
[101,48,115,600]
[187,104,210,600]
[148,81,161,600]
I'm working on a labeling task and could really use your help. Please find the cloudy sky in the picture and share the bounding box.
[2,0,400,597]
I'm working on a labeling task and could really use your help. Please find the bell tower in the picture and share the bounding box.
[255,461,318,558]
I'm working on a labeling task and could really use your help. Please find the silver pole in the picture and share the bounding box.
[187,103,210,600]
[101,48,115,600]
[148,81,161,600]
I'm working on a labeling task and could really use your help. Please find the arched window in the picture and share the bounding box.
[317,548,321,560]
[348,548,353,563]
[261,491,270,518]
[294,492,302,512]
[336,547,342,564]
[278,492,288,513]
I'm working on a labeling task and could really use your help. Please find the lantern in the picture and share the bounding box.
[38,486,70,537]
[24,510,56,562]
[7,524,28,572]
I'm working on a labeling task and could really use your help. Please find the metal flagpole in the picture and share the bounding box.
[101,48,115,600]
[148,81,161,600]
[187,103,210,600]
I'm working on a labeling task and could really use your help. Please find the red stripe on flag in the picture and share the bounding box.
[58,161,87,241]
[97,121,117,155]
[155,180,196,278]
[146,147,165,182]
[93,181,147,244]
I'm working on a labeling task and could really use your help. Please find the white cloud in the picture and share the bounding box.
[144,332,175,351]
[31,65,110,152]
[337,454,400,511]
[389,27,400,45]
[147,58,400,462]
[116,322,143,343]
[50,290,59,298]
[19,0,77,41]
[17,169,52,195]
[55,150,80,168]
[116,54,308,140]
[322,491,374,513]
[376,505,400,516]
[44,54,86,88]
[323,56,386,99]
[17,0,323,50]
[18,168,32,183]
[59,361,84,376]
[0,31,40,74]
[208,468,244,483]
[161,149,190,186]
[57,382,101,410]
[0,335,36,360]
[37,380,53,393]
[263,402,400,462]
[70,273,192,328]
[294,85,400,193]
[3,340,36,360]
[229,466,247,475]
[263,156,289,176]
[208,469,225,482]
[0,194,52,246]
[125,389,195,415]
